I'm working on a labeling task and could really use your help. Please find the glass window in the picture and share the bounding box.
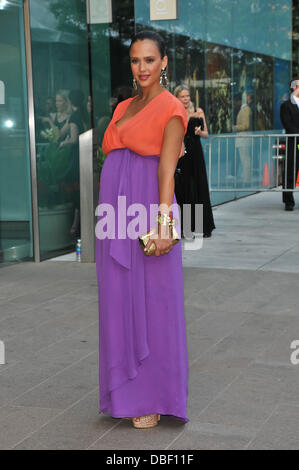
[206,43,232,134]
[255,54,274,131]
[232,49,256,131]
[274,58,291,130]
[172,36,205,111]
[292,0,299,76]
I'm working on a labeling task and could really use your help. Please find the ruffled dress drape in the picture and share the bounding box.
[96,90,189,422]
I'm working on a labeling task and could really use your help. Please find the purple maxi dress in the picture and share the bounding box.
[96,94,189,423]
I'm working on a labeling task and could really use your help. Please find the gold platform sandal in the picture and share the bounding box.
[132,414,160,429]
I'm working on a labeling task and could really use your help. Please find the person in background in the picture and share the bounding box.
[174,84,215,238]
[111,86,133,114]
[42,90,71,142]
[44,96,56,115]
[232,91,253,187]
[280,77,299,211]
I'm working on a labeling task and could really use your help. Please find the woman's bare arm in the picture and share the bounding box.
[58,120,70,140]
[60,122,78,146]
[195,107,208,138]
[145,115,185,256]
[158,116,185,213]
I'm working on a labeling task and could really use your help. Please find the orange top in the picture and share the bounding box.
[102,89,187,157]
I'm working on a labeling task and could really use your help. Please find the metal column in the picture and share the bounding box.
[79,129,99,262]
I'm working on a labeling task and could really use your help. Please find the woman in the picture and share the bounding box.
[96,31,189,428]
[174,85,215,238]
[42,90,71,142]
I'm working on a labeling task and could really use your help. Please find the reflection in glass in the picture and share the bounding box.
[232,50,256,129]
[206,43,232,134]
[94,0,134,171]
[274,58,291,130]
[293,0,299,76]
[255,54,274,130]
[172,36,205,112]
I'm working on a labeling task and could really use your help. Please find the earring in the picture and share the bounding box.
[160,68,169,88]
[133,77,138,91]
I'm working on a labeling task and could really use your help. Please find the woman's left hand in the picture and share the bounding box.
[194,126,202,136]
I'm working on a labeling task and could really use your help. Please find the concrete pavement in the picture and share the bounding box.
[0,191,299,449]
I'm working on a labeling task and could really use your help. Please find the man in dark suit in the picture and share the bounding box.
[280,78,299,211]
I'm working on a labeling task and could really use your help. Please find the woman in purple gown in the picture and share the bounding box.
[96,31,189,429]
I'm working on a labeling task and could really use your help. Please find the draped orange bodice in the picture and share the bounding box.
[102,89,187,157]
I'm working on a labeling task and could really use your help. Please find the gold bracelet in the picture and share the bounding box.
[156,214,176,226]
[157,213,170,224]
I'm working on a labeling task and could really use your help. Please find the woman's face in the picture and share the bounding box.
[130,39,167,90]
[177,90,190,109]
[56,95,65,112]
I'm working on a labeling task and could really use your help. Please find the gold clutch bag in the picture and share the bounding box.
[138,220,180,256]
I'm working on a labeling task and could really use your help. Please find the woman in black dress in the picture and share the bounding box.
[174,85,215,238]
[41,90,71,142]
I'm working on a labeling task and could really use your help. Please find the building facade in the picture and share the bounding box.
[0,0,296,263]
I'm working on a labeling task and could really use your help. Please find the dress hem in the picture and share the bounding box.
[99,409,189,424]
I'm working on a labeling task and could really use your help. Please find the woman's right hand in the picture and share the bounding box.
[195,107,205,118]
[145,226,173,256]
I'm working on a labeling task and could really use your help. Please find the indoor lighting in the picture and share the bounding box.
[4,119,14,128]
[0,0,7,10]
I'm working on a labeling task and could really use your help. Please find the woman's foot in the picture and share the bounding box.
[203,232,212,238]
[132,414,160,428]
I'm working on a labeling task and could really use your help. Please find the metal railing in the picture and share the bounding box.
[206,134,299,193]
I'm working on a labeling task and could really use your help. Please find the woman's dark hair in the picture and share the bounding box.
[129,30,166,58]
[69,89,89,128]
[111,86,133,115]
[69,89,84,108]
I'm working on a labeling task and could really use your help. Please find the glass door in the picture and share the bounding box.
[0,0,33,264]
[29,0,92,260]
